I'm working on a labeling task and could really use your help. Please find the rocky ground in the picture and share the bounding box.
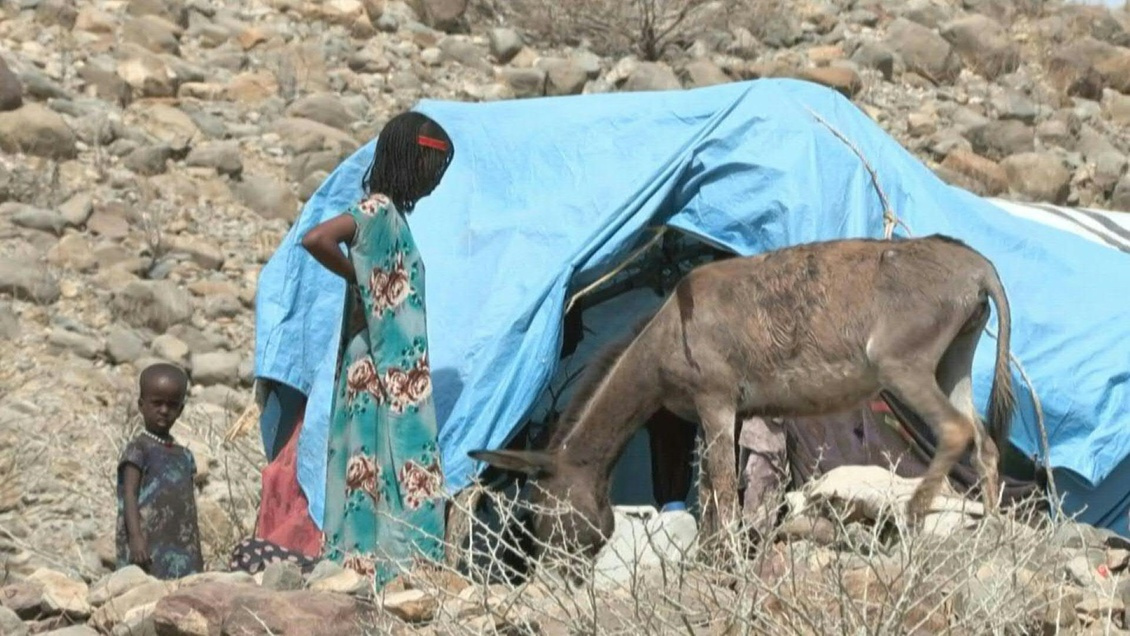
[2,0,1130,632]
[2,465,1129,635]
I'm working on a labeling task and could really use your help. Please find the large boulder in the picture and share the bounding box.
[151,581,383,636]
[0,104,77,159]
[885,18,963,84]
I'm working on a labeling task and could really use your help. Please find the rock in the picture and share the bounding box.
[127,0,188,27]
[112,280,194,332]
[122,15,182,55]
[319,0,367,27]
[940,14,1020,79]
[1041,586,1082,634]
[777,514,838,545]
[308,569,367,595]
[624,62,681,92]
[152,581,377,636]
[151,334,190,366]
[990,86,1039,124]
[235,175,300,223]
[1076,593,1124,624]
[189,351,241,386]
[261,562,304,591]
[1046,38,1117,99]
[500,68,546,98]
[28,569,91,618]
[966,120,1034,160]
[685,59,731,88]
[885,18,962,84]
[59,193,94,228]
[49,329,105,359]
[0,257,60,305]
[439,37,490,72]
[305,560,345,586]
[271,118,357,157]
[380,589,439,623]
[39,626,99,635]
[417,0,467,32]
[0,104,77,160]
[3,202,66,235]
[128,103,200,152]
[116,47,179,99]
[726,27,759,59]
[89,579,174,631]
[184,142,242,177]
[124,145,174,176]
[0,606,26,636]
[1111,173,1130,210]
[850,42,896,81]
[898,0,954,29]
[1001,152,1072,204]
[941,149,1008,196]
[1095,49,1130,95]
[799,66,863,98]
[0,302,19,340]
[111,601,158,636]
[21,69,70,102]
[225,71,279,102]
[546,62,589,97]
[758,12,803,49]
[489,28,523,64]
[285,93,357,132]
[1102,88,1130,125]
[166,236,224,270]
[48,234,97,272]
[88,565,154,607]
[0,580,44,619]
[0,55,22,112]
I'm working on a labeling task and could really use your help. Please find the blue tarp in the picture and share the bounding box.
[254,78,1130,535]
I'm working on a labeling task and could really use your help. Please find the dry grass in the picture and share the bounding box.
[333,459,1097,636]
[493,0,781,61]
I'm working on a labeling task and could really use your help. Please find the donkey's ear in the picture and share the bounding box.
[468,449,555,477]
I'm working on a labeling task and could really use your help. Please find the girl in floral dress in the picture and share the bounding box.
[301,111,454,588]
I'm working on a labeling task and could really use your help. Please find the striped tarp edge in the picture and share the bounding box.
[987,198,1130,254]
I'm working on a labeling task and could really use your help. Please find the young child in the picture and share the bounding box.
[115,363,204,579]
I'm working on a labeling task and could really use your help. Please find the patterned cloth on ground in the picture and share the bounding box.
[228,537,319,575]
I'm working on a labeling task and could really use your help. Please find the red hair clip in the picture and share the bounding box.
[417,135,448,152]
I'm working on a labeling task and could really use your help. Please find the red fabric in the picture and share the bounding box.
[254,406,323,559]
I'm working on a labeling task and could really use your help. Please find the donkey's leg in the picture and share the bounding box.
[936,326,1001,514]
[695,398,741,555]
[883,371,977,524]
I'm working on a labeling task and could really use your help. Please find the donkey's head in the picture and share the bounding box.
[469,448,615,564]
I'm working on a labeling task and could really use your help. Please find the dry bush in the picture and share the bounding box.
[345,468,1083,636]
[496,0,775,61]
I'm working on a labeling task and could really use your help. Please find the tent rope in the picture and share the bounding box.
[804,104,1059,514]
[564,225,668,315]
[803,107,910,240]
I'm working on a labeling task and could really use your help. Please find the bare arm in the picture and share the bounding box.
[301,214,359,283]
[121,463,151,570]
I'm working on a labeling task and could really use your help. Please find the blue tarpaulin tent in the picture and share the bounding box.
[254,78,1130,537]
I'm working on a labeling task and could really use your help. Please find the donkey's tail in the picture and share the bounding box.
[982,262,1016,452]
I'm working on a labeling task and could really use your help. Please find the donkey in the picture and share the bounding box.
[469,234,1015,564]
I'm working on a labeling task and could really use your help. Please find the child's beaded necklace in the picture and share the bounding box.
[142,430,175,448]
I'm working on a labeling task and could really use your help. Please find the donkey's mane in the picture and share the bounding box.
[544,311,657,449]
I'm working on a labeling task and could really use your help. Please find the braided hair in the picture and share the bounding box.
[362,111,455,214]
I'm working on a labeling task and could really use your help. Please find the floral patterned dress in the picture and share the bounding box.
[320,192,446,588]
